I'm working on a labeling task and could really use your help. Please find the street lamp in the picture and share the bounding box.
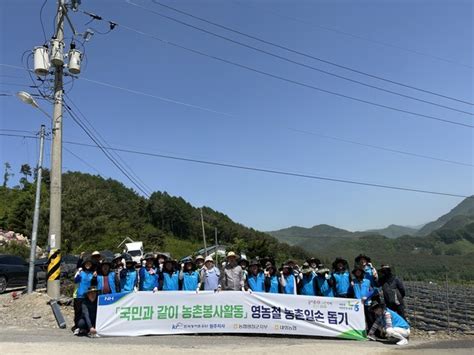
[16,91,47,294]
[16,91,52,119]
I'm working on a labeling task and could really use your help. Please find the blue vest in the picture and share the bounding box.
[300,273,316,296]
[97,272,116,294]
[332,271,350,296]
[364,265,376,286]
[352,279,372,302]
[182,271,199,291]
[120,269,138,292]
[247,272,265,292]
[139,267,159,291]
[267,275,279,293]
[386,309,410,329]
[283,274,295,294]
[75,270,94,298]
[315,275,334,297]
[162,272,179,291]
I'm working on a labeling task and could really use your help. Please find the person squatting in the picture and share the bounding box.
[72,251,409,345]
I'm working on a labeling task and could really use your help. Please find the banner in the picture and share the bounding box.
[96,291,366,340]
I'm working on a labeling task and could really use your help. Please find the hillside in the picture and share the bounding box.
[362,224,418,238]
[417,196,474,236]
[0,168,308,262]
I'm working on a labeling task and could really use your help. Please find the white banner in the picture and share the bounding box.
[96,291,366,340]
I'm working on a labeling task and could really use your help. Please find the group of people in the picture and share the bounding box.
[72,250,410,345]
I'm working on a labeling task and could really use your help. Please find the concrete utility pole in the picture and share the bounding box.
[27,125,46,294]
[200,208,208,257]
[47,1,66,299]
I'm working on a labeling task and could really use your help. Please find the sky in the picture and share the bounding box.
[0,0,473,232]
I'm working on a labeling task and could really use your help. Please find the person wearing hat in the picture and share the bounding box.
[307,258,321,270]
[200,256,220,291]
[314,264,334,297]
[111,253,124,292]
[75,286,99,337]
[155,253,168,272]
[218,251,245,291]
[179,259,201,292]
[298,262,317,296]
[355,254,378,287]
[264,264,280,293]
[194,255,205,272]
[139,253,159,292]
[279,264,297,295]
[377,264,406,319]
[91,251,102,264]
[120,253,138,293]
[350,267,374,304]
[239,256,249,284]
[73,257,97,331]
[246,259,265,293]
[368,301,410,345]
[97,258,117,294]
[330,257,351,298]
[160,259,180,291]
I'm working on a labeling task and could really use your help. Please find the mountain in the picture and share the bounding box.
[0,169,308,262]
[417,196,474,236]
[268,224,353,245]
[362,224,418,239]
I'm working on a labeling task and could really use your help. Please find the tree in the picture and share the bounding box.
[3,162,12,187]
[19,164,32,188]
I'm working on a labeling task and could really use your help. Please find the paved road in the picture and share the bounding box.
[0,327,472,354]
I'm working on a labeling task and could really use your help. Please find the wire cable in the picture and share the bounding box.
[63,104,152,197]
[129,1,474,116]
[2,62,472,166]
[147,0,474,106]
[39,0,49,44]
[109,22,474,128]
[64,93,154,194]
[1,132,469,198]
[231,0,473,70]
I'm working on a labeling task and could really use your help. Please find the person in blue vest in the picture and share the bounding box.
[246,259,265,292]
[279,264,296,295]
[73,256,97,333]
[314,264,334,297]
[200,256,220,291]
[350,267,374,304]
[120,253,138,293]
[354,254,378,288]
[298,262,317,296]
[139,253,159,292]
[264,264,280,293]
[368,301,410,345]
[97,258,116,294]
[330,257,351,298]
[160,259,180,291]
[179,259,200,292]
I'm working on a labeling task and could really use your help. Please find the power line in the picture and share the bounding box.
[39,0,49,44]
[146,0,473,106]
[134,1,473,116]
[64,93,154,195]
[63,145,102,175]
[63,104,152,197]
[85,18,473,128]
[1,132,469,198]
[2,62,471,166]
[231,0,473,70]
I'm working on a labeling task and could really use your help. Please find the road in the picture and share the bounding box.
[0,327,473,354]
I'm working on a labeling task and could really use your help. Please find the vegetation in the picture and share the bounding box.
[0,164,308,264]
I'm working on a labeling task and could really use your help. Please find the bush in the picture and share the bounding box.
[0,241,30,260]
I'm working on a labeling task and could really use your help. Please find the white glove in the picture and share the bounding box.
[153,287,158,293]
[248,289,253,294]
[195,288,199,294]
[133,287,138,293]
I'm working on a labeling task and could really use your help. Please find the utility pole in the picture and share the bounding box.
[214,228,218,265]
[27,125,46,294]
[200,208,208,257]
[47,1,66,299]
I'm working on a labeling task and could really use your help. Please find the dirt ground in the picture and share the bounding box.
[0,290,473,354]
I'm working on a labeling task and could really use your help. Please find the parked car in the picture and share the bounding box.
[35,254,79,279]
[0,254,41,293]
